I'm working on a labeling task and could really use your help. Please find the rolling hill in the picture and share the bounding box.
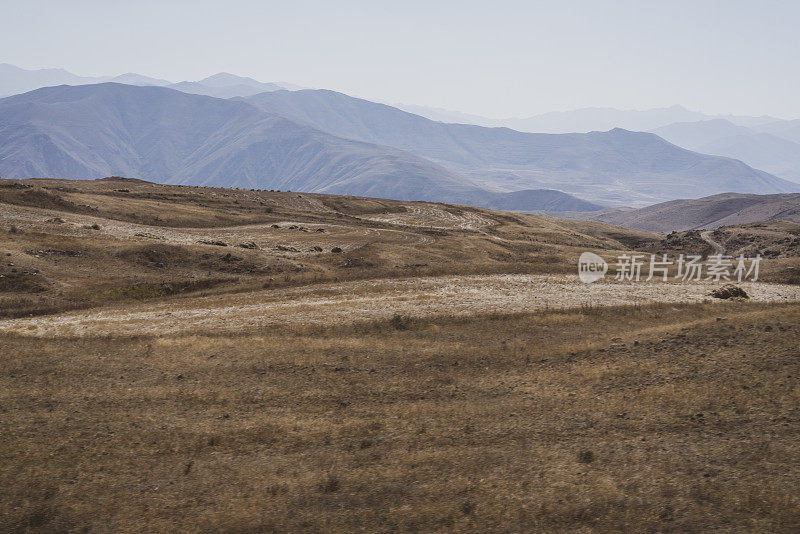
[569,192,800,232]
[243,90,799,205]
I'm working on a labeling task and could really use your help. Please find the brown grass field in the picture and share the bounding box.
[1,178,800,532]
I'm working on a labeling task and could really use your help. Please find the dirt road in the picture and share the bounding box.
[700,230,726,254]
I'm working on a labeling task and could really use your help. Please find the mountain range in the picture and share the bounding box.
[0,83,600,211]
[396,101,800,186]
[651,119,800,184]
[1,69,799,210]
[0,63,297,100]
[396,103,783,132]
[243,90,799,205]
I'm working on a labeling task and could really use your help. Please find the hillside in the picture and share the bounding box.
[244,90,799,205]
[3,178,800,532]
[571,192,800,232]
[0,177,654,319]
[3,177,797,322]
[0,84,597,212]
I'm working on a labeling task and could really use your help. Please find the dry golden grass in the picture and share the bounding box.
[0,178,664,319]
[1,303,799,532]
[2,178,800,532]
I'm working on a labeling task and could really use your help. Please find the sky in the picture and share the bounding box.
[2,0,799,119]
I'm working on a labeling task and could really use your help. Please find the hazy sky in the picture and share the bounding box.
[2,0,798,119]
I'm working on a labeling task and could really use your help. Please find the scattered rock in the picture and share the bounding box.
[197,240,228,247]
[709,284,749,300]
[343,257,374,268]
[275,245,299,252]
[236,241,260,249]
[271,224,280,229]
[331,247,343,253]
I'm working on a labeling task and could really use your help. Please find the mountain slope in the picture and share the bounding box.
[504,105,709,133]
[652,119,800,183]
[500,105,781,133]
[395,103,782,133]
[753,119,800,145]
[244,90,800,205]
[0,83,598,211]
[574,192,800,232]
[652,119,751,147]
[393,104,498,126]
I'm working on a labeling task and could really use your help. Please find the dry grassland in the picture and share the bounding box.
[2,303,799,532]
[2,178,800,532]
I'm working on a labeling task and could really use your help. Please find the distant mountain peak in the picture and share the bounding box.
[0,63,301,100]
[199,72,263,87]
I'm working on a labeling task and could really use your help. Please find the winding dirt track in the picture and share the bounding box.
[2,274,798,338]
[700,230,726,255]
